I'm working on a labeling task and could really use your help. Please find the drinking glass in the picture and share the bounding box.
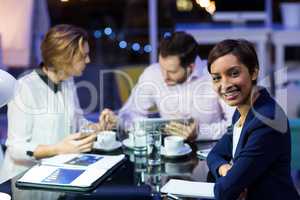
[134,130,147,155]
[147,130,161,166]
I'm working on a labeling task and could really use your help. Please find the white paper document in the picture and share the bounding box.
[161,179,215,199]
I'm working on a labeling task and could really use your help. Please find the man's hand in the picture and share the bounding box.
[164,120,197,141]
[218,163,232,177]
[99,109,118,131]
[83,123,101,132]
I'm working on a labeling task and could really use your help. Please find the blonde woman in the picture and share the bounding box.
[0,24,101,182]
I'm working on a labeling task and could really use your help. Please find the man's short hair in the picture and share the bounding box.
[159,31,199,68]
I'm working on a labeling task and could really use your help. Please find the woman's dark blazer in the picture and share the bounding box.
[207,88,300,200]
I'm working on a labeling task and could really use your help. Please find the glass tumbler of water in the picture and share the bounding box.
[147,130,161,165]
[134,130,147,155]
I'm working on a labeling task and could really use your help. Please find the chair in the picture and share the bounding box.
[114,65,158,115]
[290,119,300,170]
[114,65,146,105]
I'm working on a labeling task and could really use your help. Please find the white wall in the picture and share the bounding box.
[0,0,34,67]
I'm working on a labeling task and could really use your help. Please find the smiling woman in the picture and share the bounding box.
[206,39,300,200]
[207,40,258,108]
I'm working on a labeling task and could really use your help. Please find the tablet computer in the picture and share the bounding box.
[134,118,193,132]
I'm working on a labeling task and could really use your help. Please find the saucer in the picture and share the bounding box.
[161,144,192,158]
[93,141,122,151]
[122,138,134,149]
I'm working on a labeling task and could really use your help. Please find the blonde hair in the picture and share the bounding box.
[41,24,88,72]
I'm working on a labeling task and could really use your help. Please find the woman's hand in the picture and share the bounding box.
[55,132,96,154]
[164,120,197,141]
[238,189,248,200]
[99,109,118,131]
[218,163,232,177]
[219,163,247,199]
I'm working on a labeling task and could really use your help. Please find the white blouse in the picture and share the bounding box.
[0,70,89,183]
[232,121,243,158]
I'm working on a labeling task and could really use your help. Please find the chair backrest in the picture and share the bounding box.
[275,76,300,118]
[114,65,160,116]
[115,65,146,105]
[290,119,300,170]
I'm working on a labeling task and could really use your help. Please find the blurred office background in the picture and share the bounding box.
[0,1,300,183]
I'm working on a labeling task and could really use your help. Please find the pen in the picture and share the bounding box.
[167,193,182,200]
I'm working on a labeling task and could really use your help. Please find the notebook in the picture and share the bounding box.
[16,154,125,191]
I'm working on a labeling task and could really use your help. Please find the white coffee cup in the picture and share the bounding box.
[164,136,184,154]
[96,131,116,148]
